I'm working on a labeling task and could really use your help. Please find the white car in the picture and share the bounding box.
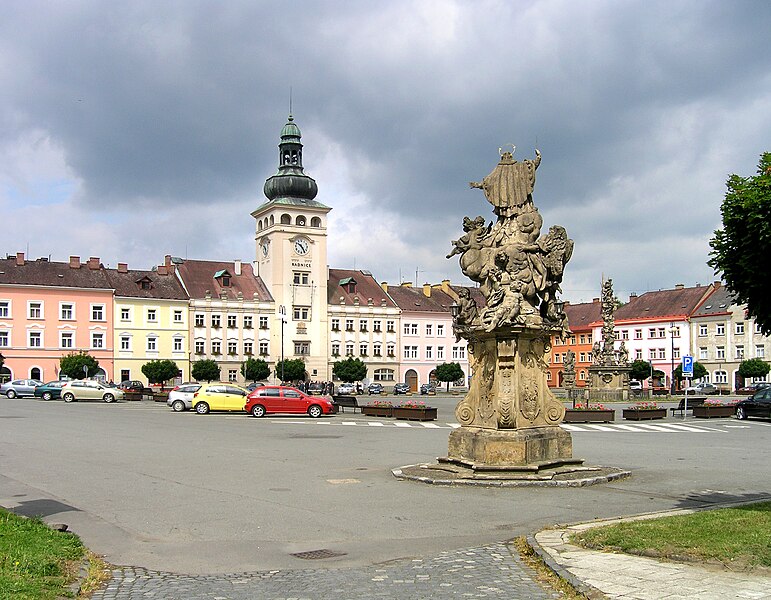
[61,380,124,403]
[337,382,356,395]
[167,383,201,412]
[629,381,642,390]
[1,379,44,398]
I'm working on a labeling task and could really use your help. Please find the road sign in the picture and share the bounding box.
[682,355,694,377]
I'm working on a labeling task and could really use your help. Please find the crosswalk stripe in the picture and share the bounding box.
[394,422,412,427]
[367,421,385,426]
[420,423,441,428]
[605,424,643,432]
[632,423,681,432]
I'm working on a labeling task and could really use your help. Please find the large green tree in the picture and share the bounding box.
[332,357,368,383]
[435,362,464,391]
[191,359,220,382]
[737,358,771,379]
[59,351,99,380]
[709,152,771,334]
[274,358,306,383]
[241,357,270,382]
[141,359,179,390]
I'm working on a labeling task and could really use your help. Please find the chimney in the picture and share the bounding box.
[401,281,412,287]
[69,256,81,269]
[117,263,128,273]
[423,283,431,297]
[441,279,450,293]
[165,255,172,267]
[88,257,100,270]
[381,282,388,293]
[15,252,24,266]
[593,297,600,303]
[629,292,637,300]
[157,265,168,276]
[234,259,242,276]
[675,283,685,290]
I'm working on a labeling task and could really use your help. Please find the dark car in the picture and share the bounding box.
[34,380,68,401]
[393,383,411,395]
[420,383,436,395]
[246,381,267,392]
[367,383,383,395]
[118,380,149,393]
[736,388,771,420]
[738,382,771,394]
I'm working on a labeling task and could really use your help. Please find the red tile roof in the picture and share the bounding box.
[106,268,188,300]
[327,269,397,307]
[564,300,602,332]
[174,259,272,302]
[386,284,455,313]
[0,255,112,289]
[614,284,713,323]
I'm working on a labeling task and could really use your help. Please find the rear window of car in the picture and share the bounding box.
[178,385,200,392]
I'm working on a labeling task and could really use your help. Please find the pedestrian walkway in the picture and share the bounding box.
[89,542,562,599]
[533,515,771,600]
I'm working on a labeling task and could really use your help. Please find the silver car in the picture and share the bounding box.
[167,384,201,412]
[61,380,124,403]
[1,379,44,398]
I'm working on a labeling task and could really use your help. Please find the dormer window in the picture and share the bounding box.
[214,269,232,287]
[136,276,153,290]
[339,277,357,294]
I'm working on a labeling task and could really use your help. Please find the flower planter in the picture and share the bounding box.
[622,408,667,421]
[393,407,437,421]
[123,391,143,402]
[563,409,615,423]
[692,405,736,419]
[361,405,394,418]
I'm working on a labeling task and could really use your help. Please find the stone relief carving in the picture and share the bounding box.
[591,278,629,367]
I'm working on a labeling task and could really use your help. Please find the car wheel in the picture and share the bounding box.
[7,390,17,399]
[103,393,116,403]
[171,400,186,412]
[42,392,53,401]
[308,404,323,418]
[195,402,210,415]
[736,406,747,420]
[251,404,266,418]
[63,393,75,403]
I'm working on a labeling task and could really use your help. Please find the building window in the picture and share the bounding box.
[195,341,205,354]
[621,330,629,340]
[359,320,368,332]
[452,346,466,359]
[244,341,253,355]
[293,307,310,320]
[374,368,395,381]
[426,324,433,336]
[579,352,587,362]
[173,337,183,352]
[387,320,395,333]
[60,303,74,320]
[331,318,340,332]
[346,342,354,356]
[425,346,433,359]
[293,272,309,285]
[228,370,238,382]
[716,346,725,359]
[634,329,642,340]
[331,342,340,357]
[244,316,253,329]
[699,324,708,336]
[554,353,562,363]
[259,316,268,329]
[714,370,727,384]
[671,326,680,338]
[437,324,445,337]
[91,305,104,321]
[147,309,157,322]
[579,370,587,381]
[755,322,763,334]
[648,328,657,339]
[345,319,354,331]
[61,332,74,349]
[120,336,131,351]
[547,371,552,381]
[570,336,576,345]
[294,341,310,355]
[359,343,368,356]
[756,345,765,358]
[29,301,43,319]
[195,313,205,327]
[658,327,666,338]
[404,323,418,336]
[0,301,9,317]
[404,346,418,359]
[211,315,221,328]
[28,331,42,347]
[437,346,445,360]
[658,348,666,360]
[147,337,157,352]
[735,345,745,359]
[649,349,656,360]
[259,341,268,356]
[373,342,382,357]
[0,331,8,347]
[173,310,183,323]
[91,332,104,349]
[373,320,381,333]
[673,347,680,360]
[635,349,642,360]
[736,322,745,335]
[228,315,237,328]
[387,343,395,357]
[212,341,221,354]
[228,341,238,355]
[716,323,725,336]
[699,347,708,360]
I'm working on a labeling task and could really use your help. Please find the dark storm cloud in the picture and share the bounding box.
[1,1,770,300]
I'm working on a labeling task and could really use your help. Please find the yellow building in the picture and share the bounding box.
[108,262,190,385]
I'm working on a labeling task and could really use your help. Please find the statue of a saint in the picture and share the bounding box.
[470,148,541,217]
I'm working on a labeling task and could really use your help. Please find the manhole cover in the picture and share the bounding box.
[290,549,347,560]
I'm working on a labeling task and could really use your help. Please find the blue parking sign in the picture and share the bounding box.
[682,355,694,377]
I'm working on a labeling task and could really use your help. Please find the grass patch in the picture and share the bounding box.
[0,508,85,599]
[572,501,771,572]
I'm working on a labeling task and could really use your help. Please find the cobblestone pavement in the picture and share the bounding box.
[90,542,562,599]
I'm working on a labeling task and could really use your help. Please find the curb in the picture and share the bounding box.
[524,534,606,600]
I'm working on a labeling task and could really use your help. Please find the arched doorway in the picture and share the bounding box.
[428,369,437,385]
[0,365,11,384]
[405,369,418,392]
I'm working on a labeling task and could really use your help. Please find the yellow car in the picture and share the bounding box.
[192,383,249,414]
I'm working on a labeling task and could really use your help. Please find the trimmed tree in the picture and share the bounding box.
[709,152,771,334]
[60,351,100,380]
[737,358,771,380]
[332,357,367,383]
[274,358,306,383]
[630,360,665,384]
[241,357,271,383]
[191,359,220,383]
[435,362,464,392]
[141,359,179,390]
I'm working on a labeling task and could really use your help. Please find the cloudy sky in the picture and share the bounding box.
[2,1,769,303]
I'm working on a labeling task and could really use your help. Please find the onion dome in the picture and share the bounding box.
[263,115,318,202]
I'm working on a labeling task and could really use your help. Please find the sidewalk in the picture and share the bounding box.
[531,511,771,600]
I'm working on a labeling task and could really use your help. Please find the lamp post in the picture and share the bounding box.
[669,322,676,395]
[278,305,287,383]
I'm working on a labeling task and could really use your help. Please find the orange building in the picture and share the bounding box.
[548,299,602,388]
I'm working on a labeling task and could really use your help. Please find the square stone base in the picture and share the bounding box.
[445,426,580,471]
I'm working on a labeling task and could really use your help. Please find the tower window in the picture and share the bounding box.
[311,217,321,227]
[281,214,291,225]
[296,215,306,226]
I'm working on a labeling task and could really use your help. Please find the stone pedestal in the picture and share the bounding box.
[587,365,633,402]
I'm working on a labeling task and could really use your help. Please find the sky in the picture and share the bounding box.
[2,1,770,304]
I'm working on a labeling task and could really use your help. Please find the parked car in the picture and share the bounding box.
[191,383,249,414]
[34,380,68,401]
[246,381,267,392]
[61,380,124,403]
[306,382,325,395]
[245,386,335,418]
[118,380,151,393]
[1,379,44,398]
[167,383,202,412]
[738,382,771,394]
[337,382,356,395]
[685,382,718,395]
[420,383,436,395]
[735,388,771,420]
[367,383,383,395]
[629,381,643,391]
[393,383,411,395]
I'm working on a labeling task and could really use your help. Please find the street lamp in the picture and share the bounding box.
[669,322,676,395]
[278,305,287,383]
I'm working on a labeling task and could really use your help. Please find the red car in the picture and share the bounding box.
[245,386,335,418]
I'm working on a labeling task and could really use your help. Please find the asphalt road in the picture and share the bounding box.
[1,395,769,574]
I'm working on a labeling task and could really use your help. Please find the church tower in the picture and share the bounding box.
[252,115,331,380]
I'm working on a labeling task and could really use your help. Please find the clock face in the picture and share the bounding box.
[261,242,269,257]
[294,238,309,255]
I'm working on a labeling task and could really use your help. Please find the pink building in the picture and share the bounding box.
[0,254,115,383]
